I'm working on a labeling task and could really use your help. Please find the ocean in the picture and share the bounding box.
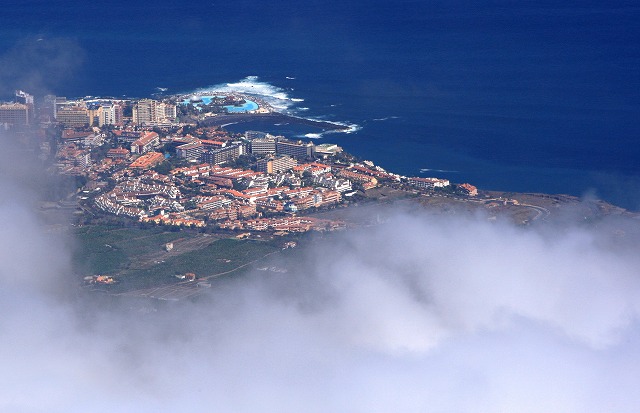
[1,0,639,209]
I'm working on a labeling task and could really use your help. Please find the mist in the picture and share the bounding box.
[2,141,640,413]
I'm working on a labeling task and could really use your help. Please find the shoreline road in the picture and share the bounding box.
[519,203,551,221]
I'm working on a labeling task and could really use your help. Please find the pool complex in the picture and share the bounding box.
[182,96,259,112]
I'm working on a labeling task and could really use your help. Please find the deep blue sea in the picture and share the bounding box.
[1,0,639,209]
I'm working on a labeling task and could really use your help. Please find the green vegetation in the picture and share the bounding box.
[73,225,185,275]
[73,225,281,292]
[117,238,279,290]
[153,160,173,175]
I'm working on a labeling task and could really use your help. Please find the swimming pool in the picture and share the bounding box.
[224,100,259,113]
[181,96,258,112]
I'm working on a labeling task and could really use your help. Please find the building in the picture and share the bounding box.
[114,130,142,143]
[132,99,157,125]
[245,130,267,140]
[98,103,123,126]
[61,129,93,144]
[56,106,90,128]
[459,183,478,196]
[54,97,70,118]
[157,102,177,122]
[337,169,378,190]
[130,132,160,154]
[293,162,331,177]
[202,144,242,165]
[132,99,176,125]
[314,143,343,157]
[106,147,130,161]
[176,142,204,160]
[129,151,165,169]
[256,155,297,174]
[276,139,314,159]
[195,196,232,210]
[15,90,34,124]
[250,136,278,154]
[407,177,450,189]
[0,103,29,126]
[201,139,226,151]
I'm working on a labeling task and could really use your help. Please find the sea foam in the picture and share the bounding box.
[186,76,361,136]
[420,168,459,173]
[189,76,298,112]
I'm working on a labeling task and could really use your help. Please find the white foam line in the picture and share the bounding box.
[420,168,459,173]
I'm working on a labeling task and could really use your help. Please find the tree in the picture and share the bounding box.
[153,160,173,175]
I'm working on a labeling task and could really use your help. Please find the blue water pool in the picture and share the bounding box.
[181,96,258,112]
[224,100,259,113]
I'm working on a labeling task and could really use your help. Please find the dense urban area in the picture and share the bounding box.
[2,90,480,230]
[5,89,611,295]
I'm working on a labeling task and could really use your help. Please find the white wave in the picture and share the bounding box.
[187,76,300,112]
[326,122,361,134]
[310,118,361,136]
[303,133,323,139]
[372,116,400,121]
[420,168,459,173]
[155,87,168,92]
[184,76,361,135]
[285,76,295,80]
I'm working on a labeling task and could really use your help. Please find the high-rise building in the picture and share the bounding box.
[113,103,124,125]
[87,105,101,126]
[56,106,90,128]
[0,103,29,126]
[54,97,69,118]
[132,99,157,125]
[276,140,314,159]
[98,103,123,126]
[250,136,278,154]
[256,155,297,174]
[202,144,242,165]
[132,99,176,125]
[15,90,34,124]
[157,102,177,122]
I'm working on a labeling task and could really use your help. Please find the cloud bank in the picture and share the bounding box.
[1,151,640,412]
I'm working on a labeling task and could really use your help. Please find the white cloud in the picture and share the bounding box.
[1,157,640,412]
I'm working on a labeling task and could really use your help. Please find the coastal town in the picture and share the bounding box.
[2,89,481,236]
[3,88,630,297]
